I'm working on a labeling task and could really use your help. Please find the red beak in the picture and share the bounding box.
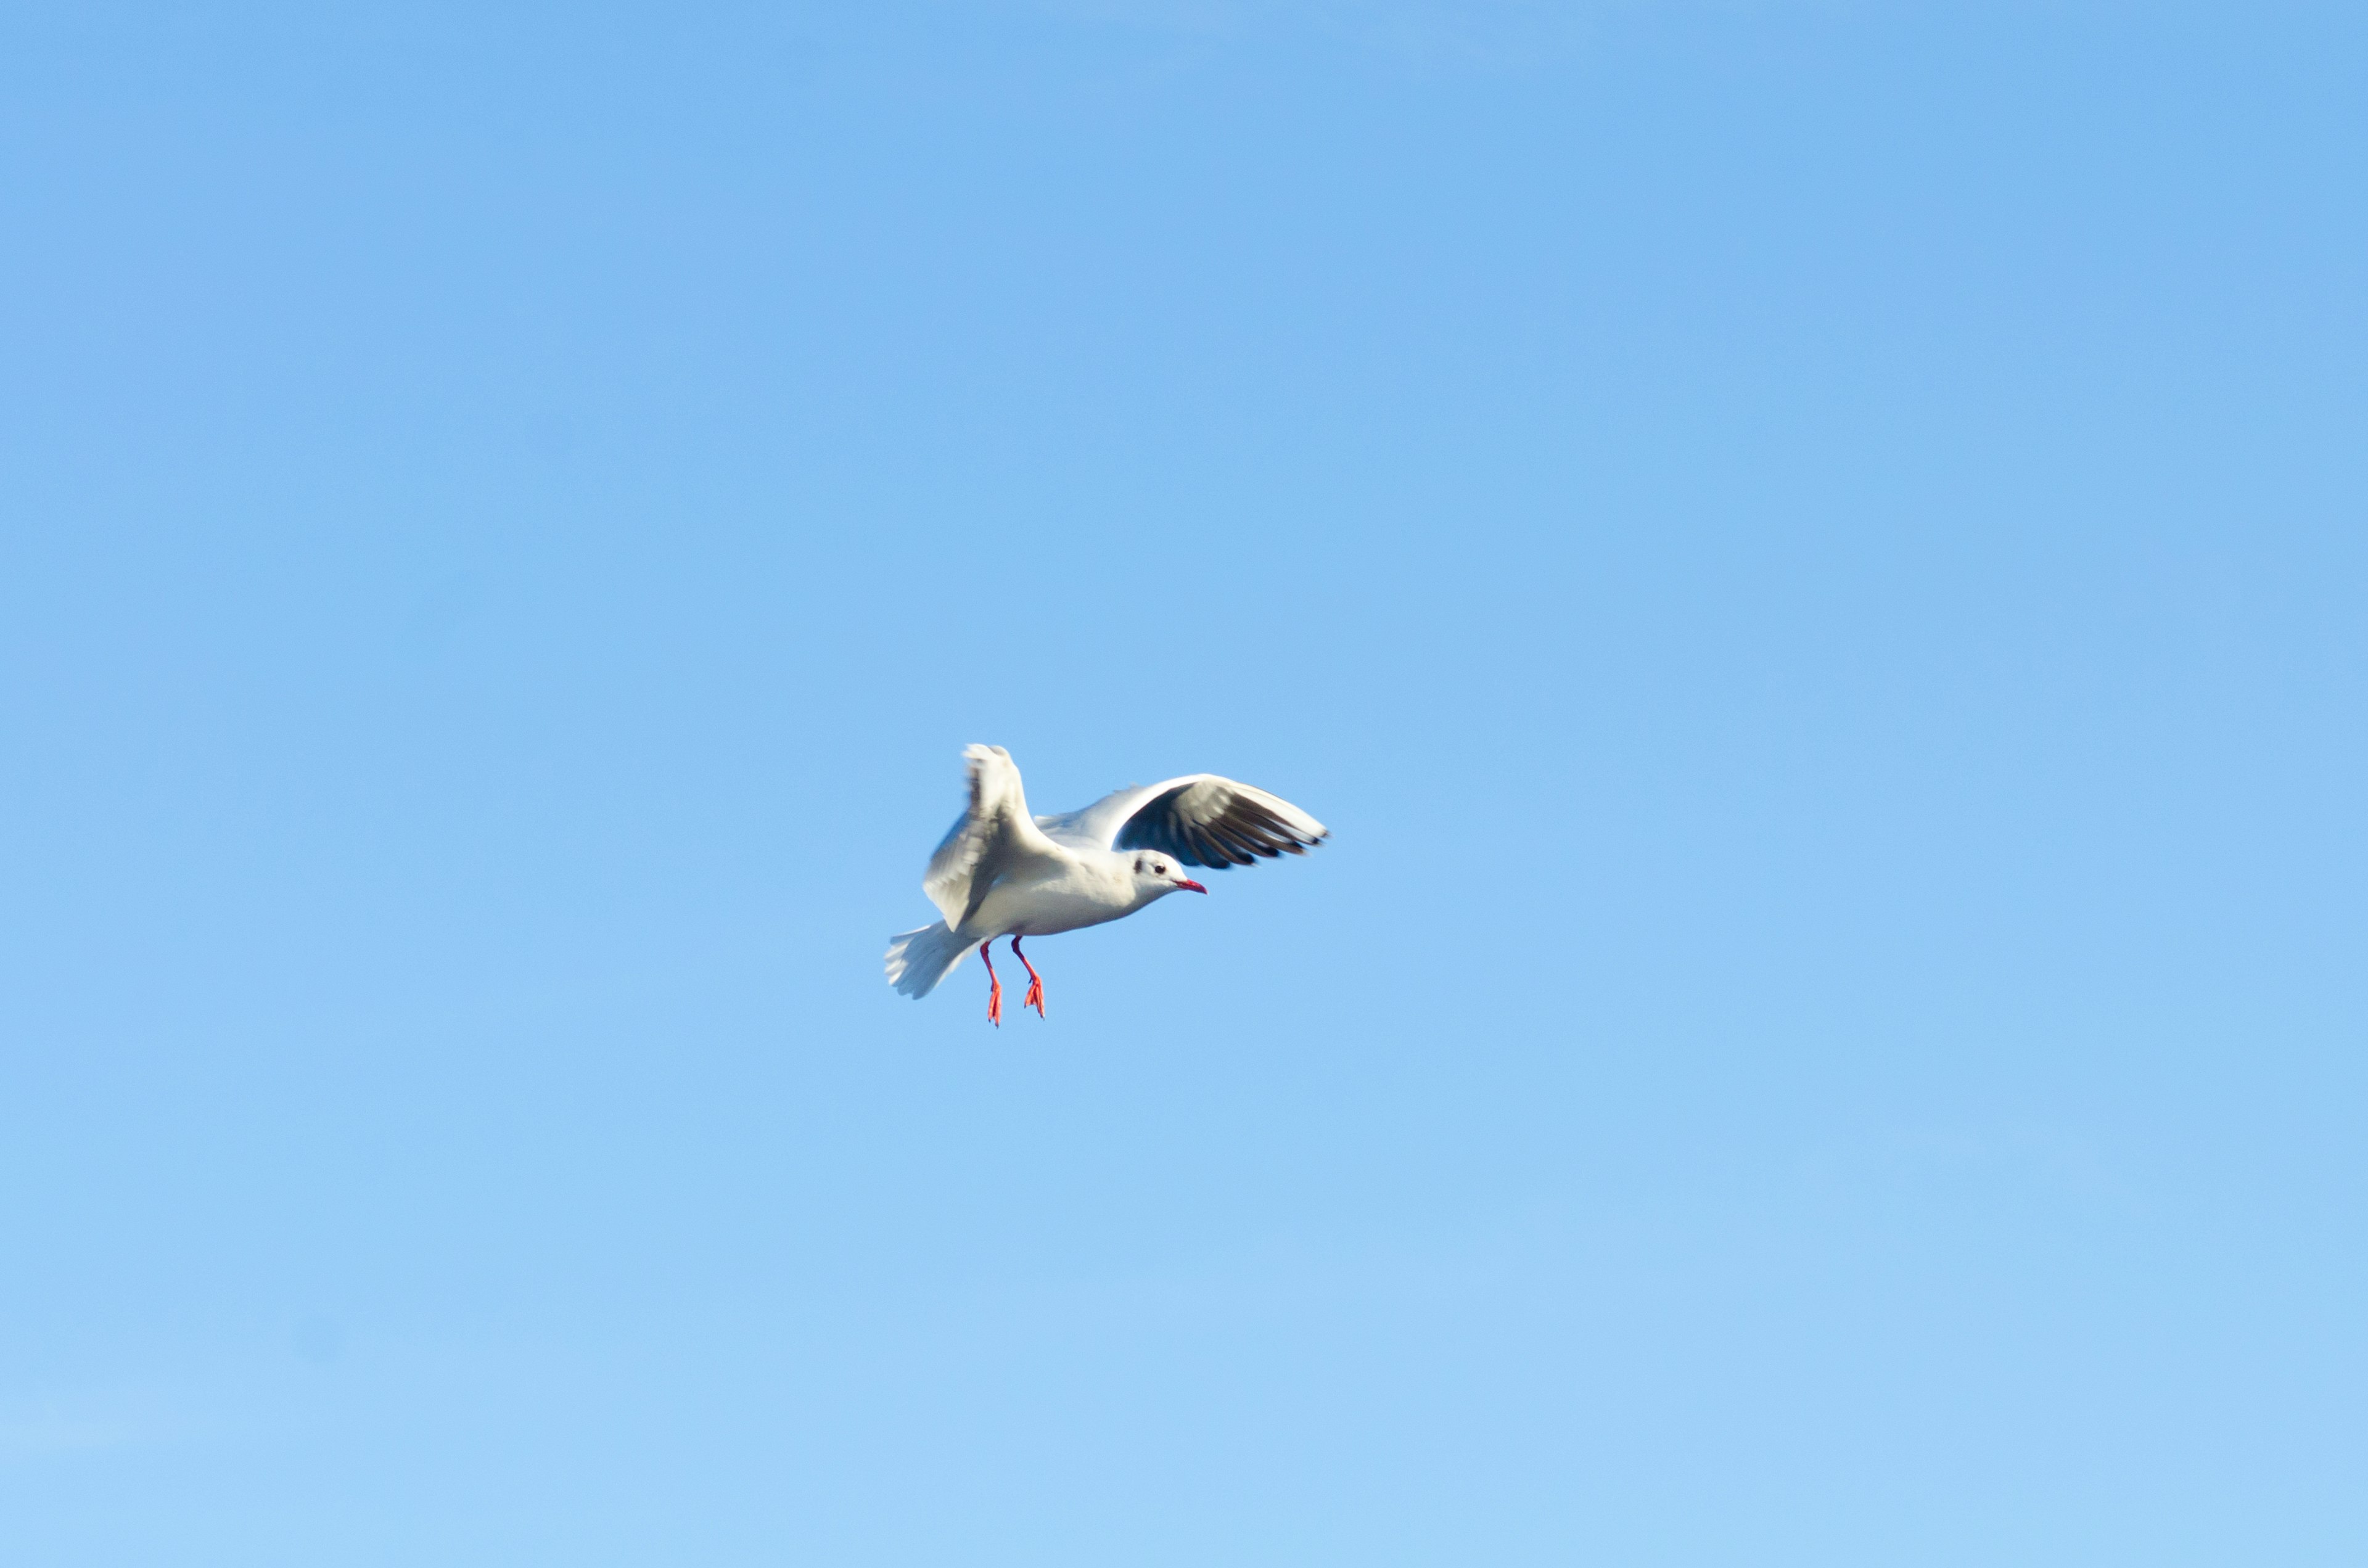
[1175,878,1208,894]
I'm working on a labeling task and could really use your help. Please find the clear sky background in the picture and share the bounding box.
[3,2,2363,1562]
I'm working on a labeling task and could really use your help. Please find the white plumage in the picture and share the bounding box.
[886,744,1328,1022]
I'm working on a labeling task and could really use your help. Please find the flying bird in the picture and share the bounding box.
[885,744,1329,1024]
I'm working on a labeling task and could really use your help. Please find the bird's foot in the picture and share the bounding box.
[986,975,1003,1027]
[1009,937,1046,1019]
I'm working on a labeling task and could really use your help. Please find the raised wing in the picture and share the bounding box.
[1038,773,1328,870]
[923,744,1064,929]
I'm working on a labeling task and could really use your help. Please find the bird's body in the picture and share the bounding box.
[886,744,1328,1022]
[959,854,1138,940]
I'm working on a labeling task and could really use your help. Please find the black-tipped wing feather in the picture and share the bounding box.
[1110,778,1329,870]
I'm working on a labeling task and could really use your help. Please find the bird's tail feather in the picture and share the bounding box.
[885,922,969,999]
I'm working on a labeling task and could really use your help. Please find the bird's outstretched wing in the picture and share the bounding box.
[924,744,1064,929]
[1037,773,1328,869]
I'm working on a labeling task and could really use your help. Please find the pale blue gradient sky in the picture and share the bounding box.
[2,3,2364,1563]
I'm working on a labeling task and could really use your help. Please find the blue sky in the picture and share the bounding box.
[2,2,2363,1562]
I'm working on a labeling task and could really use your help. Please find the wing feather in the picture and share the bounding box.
[1041,773,1328,870]
[922,744,1063,929]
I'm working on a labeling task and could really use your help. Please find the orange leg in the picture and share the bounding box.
[1011,936,1046,1019]
[979,940,1002,1027]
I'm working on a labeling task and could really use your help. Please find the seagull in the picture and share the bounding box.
[885,744,1329,1024]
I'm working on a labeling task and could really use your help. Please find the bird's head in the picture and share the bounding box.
[1127,853,1207,901]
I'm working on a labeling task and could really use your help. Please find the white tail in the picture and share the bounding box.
[884,922,971,999]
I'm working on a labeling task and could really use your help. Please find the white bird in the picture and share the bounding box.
[885,744,1330,1024]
